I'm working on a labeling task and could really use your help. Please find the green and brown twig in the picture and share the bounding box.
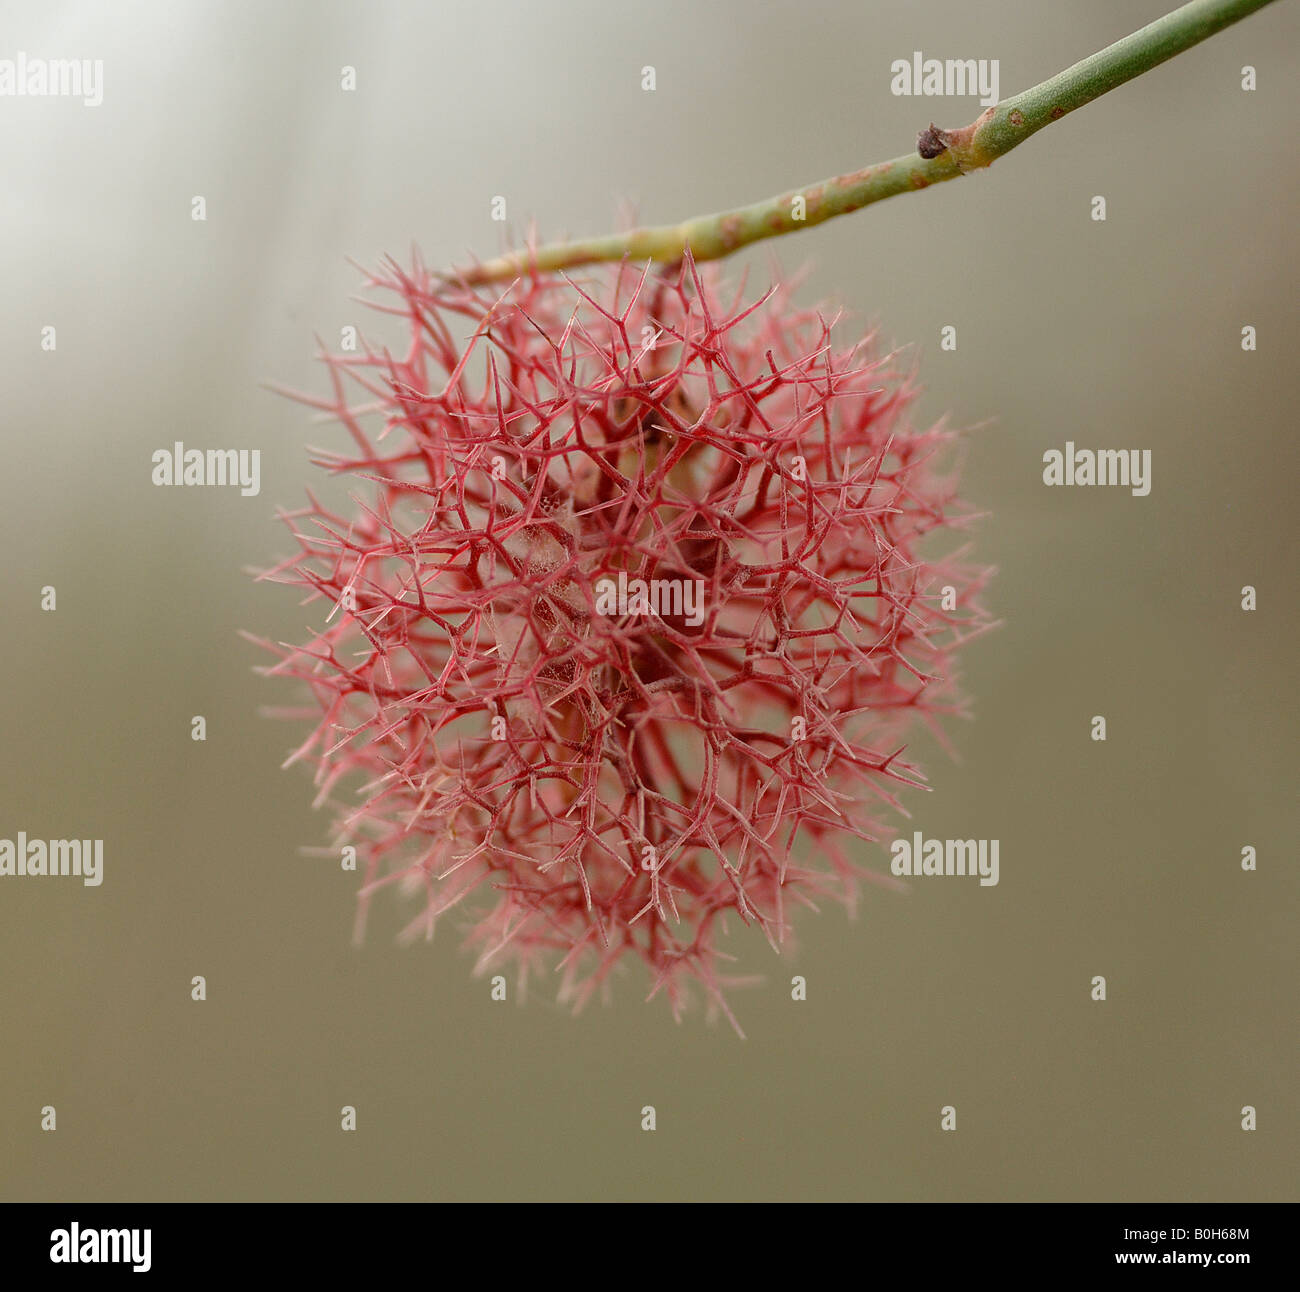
[445,0,1277,286]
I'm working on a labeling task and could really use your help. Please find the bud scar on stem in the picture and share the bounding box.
[443,0,1277,285]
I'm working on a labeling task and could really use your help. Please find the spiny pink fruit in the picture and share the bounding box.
[253,250,991,1033]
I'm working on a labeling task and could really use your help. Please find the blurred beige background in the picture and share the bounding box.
[1,0,1296,1201]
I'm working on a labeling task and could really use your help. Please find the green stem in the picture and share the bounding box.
[449,0,1277,285]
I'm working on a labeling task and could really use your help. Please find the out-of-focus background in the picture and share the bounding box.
[1,0,1295,1202]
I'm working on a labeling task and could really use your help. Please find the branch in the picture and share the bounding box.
[446,0,1278,286]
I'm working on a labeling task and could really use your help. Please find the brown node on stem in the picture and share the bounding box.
[916,123,950,159]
